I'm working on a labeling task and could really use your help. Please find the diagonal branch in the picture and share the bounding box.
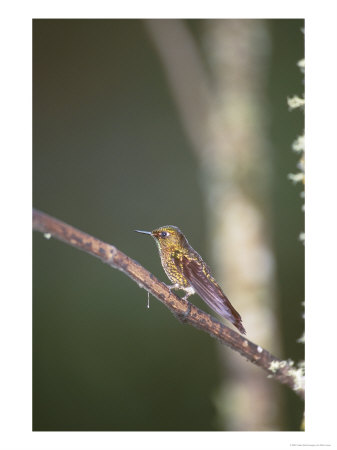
[33,208,304,400]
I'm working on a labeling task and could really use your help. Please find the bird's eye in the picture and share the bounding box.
[160,231,168,238]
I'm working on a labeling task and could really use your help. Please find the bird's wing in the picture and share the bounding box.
[178,255,246,334]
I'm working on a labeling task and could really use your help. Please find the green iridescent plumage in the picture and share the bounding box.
[135,225,246,334]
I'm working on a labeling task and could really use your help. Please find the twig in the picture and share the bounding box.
[33,208,304,400]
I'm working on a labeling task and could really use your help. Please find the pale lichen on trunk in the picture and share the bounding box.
[288,57,305,430]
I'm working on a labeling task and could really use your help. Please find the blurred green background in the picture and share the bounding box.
[33,19,304,431]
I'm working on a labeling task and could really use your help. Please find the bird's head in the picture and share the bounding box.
[135,225,186,251]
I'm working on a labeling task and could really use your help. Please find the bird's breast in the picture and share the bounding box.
[160,248,190,288]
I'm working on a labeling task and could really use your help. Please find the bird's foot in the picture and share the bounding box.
[167,283,180,292]
[181,286,195,301]
[166,284,193,323]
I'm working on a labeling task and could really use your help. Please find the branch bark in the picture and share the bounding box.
[33,208,304,400]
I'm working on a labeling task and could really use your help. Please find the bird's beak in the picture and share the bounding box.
[134,229,152,235]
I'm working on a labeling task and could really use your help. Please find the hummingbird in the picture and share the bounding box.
[135,225,246,334]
